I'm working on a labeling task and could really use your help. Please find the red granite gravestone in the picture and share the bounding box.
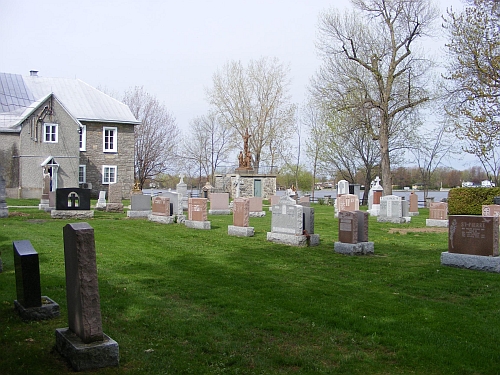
[429,202,447,220]
[409,192,418,213]
[338,211,358,244]
[188,198,207,221]
[152,196,170,216]
[448,215,499,256]
[233,198,249,227]
[249,197,263,212]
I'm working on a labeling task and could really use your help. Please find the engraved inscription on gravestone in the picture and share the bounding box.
[233,198,249,227]
[152,196,170,216]
[338,211,358,244]
[188,198,207,221]
[448,215,499,256]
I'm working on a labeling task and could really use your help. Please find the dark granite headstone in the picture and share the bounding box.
[14,240,41,308]
[56,188,91,210]
[338,211,358,244]
[303,206,315,234]
[448,215,499,256]
[356,211,369,242]
[63,223,103,343]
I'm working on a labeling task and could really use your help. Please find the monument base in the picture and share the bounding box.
[334,242,374,256]
[14,296,60,321]
[409,211,419,216]
[209,209,231,215]
[126,210,151,218]
[228,225,254,237]
[106,203,124,213]
[249,211,266,217]
[0,208,7,218]
[376,217,409,224]
[266,232,320,247]
[367,205,380,216]
[441,252,500,273]
[148,214,175,224]
[95,203,106,211]
[175,214,186,224]
[426,219,448,227]
[39,199,49,210]
[51,210,94,219]
[55,328,119,371]
[185,220,211,230]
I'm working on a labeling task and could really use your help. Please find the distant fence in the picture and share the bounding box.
[214,165,279,175]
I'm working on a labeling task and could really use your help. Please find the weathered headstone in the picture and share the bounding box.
[13,240,59,320]
[126,194,151,218]
[209,193,231,215]
[56,223,119,371]
[148,196,174,224]
[334,211,374,255]
[426,202,448,227]
[0,171,7,218]
[161,191,185,222]
[335,193,359,217]
[38,172,51,210]
[377,195,408,223]
[185,198,210,229]
[409,192,419,216]
[267,196,319,246]
[228,198,254,237]
[95,191,107,211]
[106,183,123,213]
[482,205,500,217]
[367,176,383,216]
[269,195,281,211]
[337,180,349,196]
[52,188,93,219]
[249,196,265,217]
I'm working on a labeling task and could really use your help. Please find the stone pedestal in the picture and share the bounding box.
[55,328,119,371]
[426,219,448,227]
[185,220,211,230]
[51,210,94,219]
[209,209,231,215]
[126,210,151,218]
[266,232,319,247]
[249,211,266,217]
[228,225,254,237]
[334,242,374,255]
[148,214,175,224]
[441,252,500,273]
[105,203,124,213]
[14,296,60,321]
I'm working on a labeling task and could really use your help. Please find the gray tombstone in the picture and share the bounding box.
[13,240,59,320]
[377,195,408,223]
[56,222,119,371]
[127,194,151,218]
[0,171,7,218]
[95,191,107,210]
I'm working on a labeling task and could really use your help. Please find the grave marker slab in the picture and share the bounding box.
[209,193,231,215]
[377,195,407,223]
[482,205,500,217]
[249,196,265,217]
[127,194,151,218]
[52,188,94,219]
[148,196,175,224]
[229,198,254,237]
[409,192,419,215]
[335,211,373,255]
[448,215,499,256]
[95,191,107,210]
[106,183,123,212]
[186,198,210,229]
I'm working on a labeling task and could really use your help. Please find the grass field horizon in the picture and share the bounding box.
[1,199,499,374]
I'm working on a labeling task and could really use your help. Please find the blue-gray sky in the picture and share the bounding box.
[1,0,469,165]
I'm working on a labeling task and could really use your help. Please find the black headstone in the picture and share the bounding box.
[14,240,42,308]
[494,197,500,205]
[56,188,91,210]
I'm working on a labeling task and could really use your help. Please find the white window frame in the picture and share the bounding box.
[79,165,86,184]
[43,123,58,143]
[79,125,87,151]
[102,165,117,184]
[103,126,117,152]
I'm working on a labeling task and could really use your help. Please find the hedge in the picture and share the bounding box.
[448,187,500,215]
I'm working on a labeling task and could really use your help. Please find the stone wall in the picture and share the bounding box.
[214,174,276,199]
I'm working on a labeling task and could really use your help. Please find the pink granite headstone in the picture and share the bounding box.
[188,198,207,221]
[152,196,170,216]
[233,198,250,227]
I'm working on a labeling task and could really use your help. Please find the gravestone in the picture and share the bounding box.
[148,196,174,224]
[299,196,310,207]
[348,184,361,198]
[302,206,319,246]
[52,188,93,219]
[335,193,359,217]
[0,171,7,218]
[176,174,188,210]
[249,196,265,217]
[267,195,319,247]
[442,215,500,272]
[334,211,373,255]
[209,193,231,215]
[482,205,500,217]
[185,198,210,230]
[38,172,51,210]
[95,191,107,211]
[426,202,448,227]
[337,180,349,196]
[409,192,419,216]
[228,198,254,237]
[367,176,383,216]
[377,195,409,223]
[126,194,151,218]
[13,240,59,320]
[106,183,123,212]
[161,191,185,223]
[56,223,119,371]
[269,195,281,211]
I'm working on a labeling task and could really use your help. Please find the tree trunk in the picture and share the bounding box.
[379,121,392,195]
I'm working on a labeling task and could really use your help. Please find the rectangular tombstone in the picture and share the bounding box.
[233,198,250,227]
[271,196,303,235]
[337,194,359,212]
[249,197,263,212]
[209,193,229,210]
[302,206,315,234]
[402,200,409,217]
[337,180,349,196]
[482,205,500,217]
[188,198,207,221]
[152,196,170,216]
[299,196,310,207]
[107,183,122,204]
[130,194,151,211]
[379,195,403,219]
[357,211,369,242]
[409,192,418,212]
[49,191,56,208]
[63,223,103,343]
[448,215,499,256]
[338,211,358,244]
[429,202,448,220]
[14,240,41,308]
[270,195,281,206]
[161,191,182,216]
[56,188,91,210]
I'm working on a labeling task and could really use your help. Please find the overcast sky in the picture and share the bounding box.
[1,0,472,168]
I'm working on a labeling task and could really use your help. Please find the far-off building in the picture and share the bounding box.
[0,71,140,199]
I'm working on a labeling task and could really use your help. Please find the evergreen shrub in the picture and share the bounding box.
[448,187,500,215]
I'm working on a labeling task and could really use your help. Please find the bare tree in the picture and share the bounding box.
[207,57,296,170]
[311,0,439,195]
[123,86,180,189]
[183,112,234,186]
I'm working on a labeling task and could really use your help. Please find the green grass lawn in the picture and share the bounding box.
[1,201,499,374]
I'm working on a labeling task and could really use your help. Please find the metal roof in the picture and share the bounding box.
[0,73,140,132]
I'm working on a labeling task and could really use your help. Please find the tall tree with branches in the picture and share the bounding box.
[311,0,439,194]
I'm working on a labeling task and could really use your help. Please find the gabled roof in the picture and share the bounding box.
[0,73,140,132]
